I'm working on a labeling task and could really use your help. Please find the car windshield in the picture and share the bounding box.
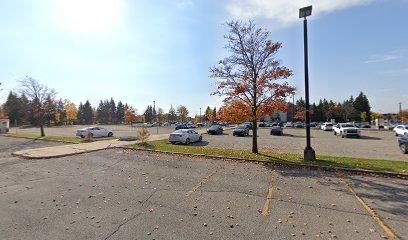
[236,125,246,129]
[209,125,220,129]
[342,124,355,128]
[174,130,186,134]
[326,124,333,126]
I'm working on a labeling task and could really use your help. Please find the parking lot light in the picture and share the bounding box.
[299,5,316,161]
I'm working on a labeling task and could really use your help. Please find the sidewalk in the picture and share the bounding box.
[12,129,210,159]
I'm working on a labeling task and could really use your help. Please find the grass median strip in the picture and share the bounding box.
[130,140,408,174]
[4,133,117,144]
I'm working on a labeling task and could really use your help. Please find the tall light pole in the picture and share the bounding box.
[292,94,295,125]
[399,102,402,122]
[200,108,202,124]
[153,101,158,134]
[299,6,316,161]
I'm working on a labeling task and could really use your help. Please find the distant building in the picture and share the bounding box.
[0,119,9,133]
[263,110,288,122]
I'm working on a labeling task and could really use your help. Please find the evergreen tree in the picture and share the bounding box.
[83,100,93,125]
[353,92,371,122]
[4,91,25,125]
[212,107,217,120]
[144,105,153,122]
[77,102,85,124]
[168,105,176,122]
[109,98,116,124]
[116,101,125,124]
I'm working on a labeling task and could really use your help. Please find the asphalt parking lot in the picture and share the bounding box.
[200,128,407,161]
[1,137,407,240]
[9,125,407,161]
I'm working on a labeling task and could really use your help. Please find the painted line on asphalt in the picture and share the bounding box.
[262,170,277,216]
[337,173,399,240]
[186,165,224,196]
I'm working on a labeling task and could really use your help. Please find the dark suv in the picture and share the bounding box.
[233,125,249,136]
[207,125,223,135]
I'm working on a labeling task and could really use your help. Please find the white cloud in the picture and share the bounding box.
[175,0,193,8]
[380,68,408,76]
[365,54,400,63]
[365,49,405,63]
[226,0,374,28]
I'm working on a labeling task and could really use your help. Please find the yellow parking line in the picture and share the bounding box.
[262,170,277,216]
[337,173,399,240]
[186,166,223,196]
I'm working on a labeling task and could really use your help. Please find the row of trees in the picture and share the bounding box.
[1,77,214,136]
[292,92,372,123]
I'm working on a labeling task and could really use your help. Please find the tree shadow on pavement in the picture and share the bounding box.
[346,176,408,218]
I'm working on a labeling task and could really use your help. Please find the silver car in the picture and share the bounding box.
[76,127,113,138]
[169,129,202,145]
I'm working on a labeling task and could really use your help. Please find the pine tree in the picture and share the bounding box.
[116,101,125,124]
[168,105,176,122]
[83,100,93,125]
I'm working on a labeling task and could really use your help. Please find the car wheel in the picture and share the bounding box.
[400,143,408,154]
[356,135,360,138]
[334,131,336,135]
[199,136,202,141]
[396,133,399,136]
[185,138,190,145]
[108,132,113,137]
[80,135,85,138]
[341,133,345,138]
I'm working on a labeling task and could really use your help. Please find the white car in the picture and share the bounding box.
[144,122,154,127]
[394,124,408,136]
[333,123,361,138]
[285,122,293,128]
[321,122,333,131]
[76,127,113,138]
[169,129,202,145]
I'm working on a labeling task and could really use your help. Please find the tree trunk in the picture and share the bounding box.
[40,125,45,137]
[252,118,258,154]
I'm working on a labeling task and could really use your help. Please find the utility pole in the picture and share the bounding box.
[299,5,315,161]
[399,102,402,122]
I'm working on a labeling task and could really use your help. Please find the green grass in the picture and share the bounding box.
[3,133,117,144]
[130,140,408,174]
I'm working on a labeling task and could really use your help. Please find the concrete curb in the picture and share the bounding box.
[119,147,408,180]
[2,134,79,144]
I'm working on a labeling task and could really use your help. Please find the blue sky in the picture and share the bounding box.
[0,0,407,116]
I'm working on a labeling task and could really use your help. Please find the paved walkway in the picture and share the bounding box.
[12,129,211,159]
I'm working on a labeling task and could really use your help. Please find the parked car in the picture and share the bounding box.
[321,122,333,131]
[243,122,253,130]
[233,125,249,136]
[310,122,318,127]
[169,129,202,145]
[294,122,304,128]
[333,123,361,138]
[175,124,188,130]
[285,122,293,128]
[399,135,408,154]
[207,125,223,135]
[144,122,154,127]
[270,125,283,135]
[76,127,113,138]
[393,124,408,136]
[259,122,268,127]
[186,123,196,128]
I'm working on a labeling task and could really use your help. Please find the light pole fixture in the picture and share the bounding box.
[299,5,316,161]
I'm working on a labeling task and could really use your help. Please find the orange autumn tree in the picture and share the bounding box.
[217,101,250,124]
[211,20,294,153]
[124,105,137,126]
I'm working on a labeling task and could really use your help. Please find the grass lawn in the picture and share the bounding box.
[3,133,117,144]
[131,140,408,174]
